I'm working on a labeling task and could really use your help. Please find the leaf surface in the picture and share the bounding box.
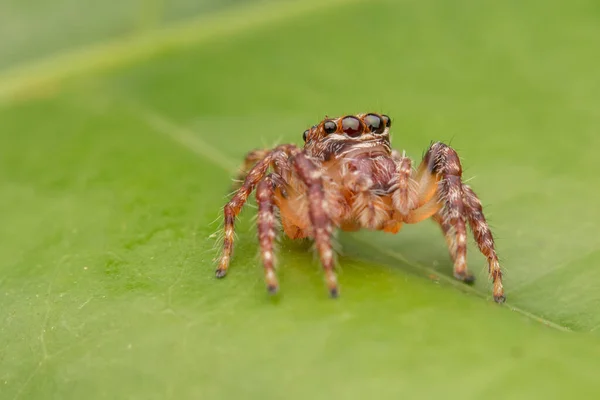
[2,0,600,398]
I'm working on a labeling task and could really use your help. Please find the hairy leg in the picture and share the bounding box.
[432,212,458,262]
[462,185,505,302]
[233,148,269,189]
[291,151,339,297]
[256,175,279,293]
[216,146,297,278]
[423,142,472,283]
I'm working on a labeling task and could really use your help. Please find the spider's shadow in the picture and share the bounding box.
[280,222,457,282]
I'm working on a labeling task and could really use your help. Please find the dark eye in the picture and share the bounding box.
[323,120,337,134]
[364,113,385,134]
[341,116,364,137]
[381,114,391,128]
[302,129,309,141]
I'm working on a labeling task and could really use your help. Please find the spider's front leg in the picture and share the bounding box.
[216,146,293,279]
[291,151,339,297]
[423,142,505,303]
[233,145,295,189]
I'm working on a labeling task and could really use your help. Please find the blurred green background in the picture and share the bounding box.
[2,0,600,398]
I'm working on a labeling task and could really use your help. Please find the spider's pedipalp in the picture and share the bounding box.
[391,156,418,216]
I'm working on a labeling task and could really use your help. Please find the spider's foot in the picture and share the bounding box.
[494,294,506,304]
[265,270,279,295]
[325,272,339,298]
[454,270,475,284]
[493,282,505,304]
[215,268,228,278]
[267,284,279,295]
[329,286,339,298]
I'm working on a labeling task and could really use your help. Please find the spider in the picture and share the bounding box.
[216,113,505,303]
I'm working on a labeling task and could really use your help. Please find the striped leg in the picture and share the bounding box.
[424,142,472,283]
[233,148,269,189]
[463,185,505,303]
[216,146,297,278]
[292,151,338,297]
[256,175,279,294]
[432,213,457,261]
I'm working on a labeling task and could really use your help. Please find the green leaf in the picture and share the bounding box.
[2,0,600,398]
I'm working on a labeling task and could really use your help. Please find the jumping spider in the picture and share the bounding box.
[216,113,505,303]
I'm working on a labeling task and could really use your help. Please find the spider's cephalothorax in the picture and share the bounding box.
[216,113,505,303]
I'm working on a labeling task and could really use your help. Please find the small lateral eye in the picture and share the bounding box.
[381,114,392,128]
[323,120,337,134]
[302,129,309,142]
[364,113,385,134]
[341,116,364,137]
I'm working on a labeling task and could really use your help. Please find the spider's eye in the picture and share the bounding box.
[381,114,392,128]
[364,113,385,134]
[302,129,309,142]
[341,116,364,138]
[323,120,337,134]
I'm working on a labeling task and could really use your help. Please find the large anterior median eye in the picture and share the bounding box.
[302,129,309,141]
[364,113,385,134]
[341,116,364,137]
[323,120,337,134]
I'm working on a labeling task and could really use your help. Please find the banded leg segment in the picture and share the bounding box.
[256,175,279,293]
[463,185,505,302]
[292,151,338,297]
[233,148,269,189]
[217,145,297,278]
[432,212,458,263]
[424,142,472,283]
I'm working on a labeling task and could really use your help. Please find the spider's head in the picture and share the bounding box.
[302,113,392,160]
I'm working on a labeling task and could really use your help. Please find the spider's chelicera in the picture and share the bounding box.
[216,113,505,303]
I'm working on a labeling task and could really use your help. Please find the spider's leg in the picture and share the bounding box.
[422,142,472,284]
[432,212,458,264]
[232,148,270,189]
[291,151,339,297]
[217,146,295,278]
[256,174,280,293]
[462,185,505,303]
